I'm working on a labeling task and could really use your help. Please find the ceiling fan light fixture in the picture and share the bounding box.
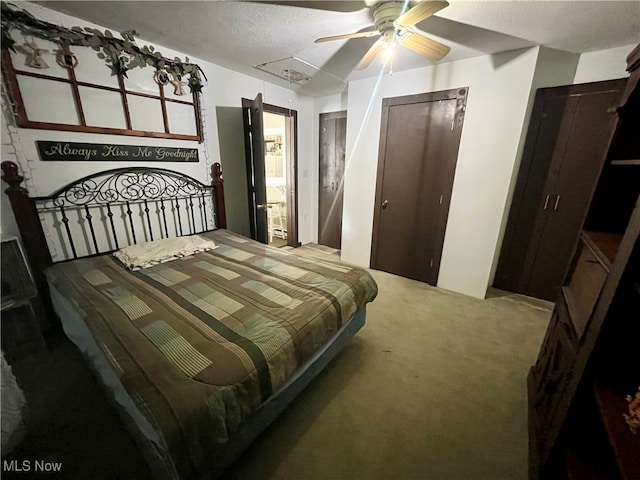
[382,41,396,63]
[314,0,452,71]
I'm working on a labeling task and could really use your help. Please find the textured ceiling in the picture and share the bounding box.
[35,1,640,96]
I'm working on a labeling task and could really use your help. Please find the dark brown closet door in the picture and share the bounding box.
[495,79,626,301]
[494,92,571,292]
[521,86,623,299]
[318,111,346,249]
[371,89,467,285]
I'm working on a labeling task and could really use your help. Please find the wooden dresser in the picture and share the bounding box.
[528,44,640,479]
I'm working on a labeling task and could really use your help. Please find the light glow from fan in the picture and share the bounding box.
[382,41,395,74]
[384,0,408,74]
[383,41,395,63]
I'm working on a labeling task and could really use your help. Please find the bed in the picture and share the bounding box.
[0,161,378,479]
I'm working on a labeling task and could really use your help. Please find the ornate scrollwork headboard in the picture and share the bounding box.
[1,161,226,329]
[36,167,220,260]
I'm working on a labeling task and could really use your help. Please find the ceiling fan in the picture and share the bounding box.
[314,1,451,70]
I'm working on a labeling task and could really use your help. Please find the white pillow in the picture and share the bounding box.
[113,235,217,270]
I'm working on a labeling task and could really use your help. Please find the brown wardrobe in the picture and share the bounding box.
[495,79,627,300]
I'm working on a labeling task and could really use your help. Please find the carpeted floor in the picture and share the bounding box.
[2,246,551,479]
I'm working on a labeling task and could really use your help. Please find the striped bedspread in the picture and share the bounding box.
[45,229,377,478]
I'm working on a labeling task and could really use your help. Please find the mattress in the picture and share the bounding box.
[45,230,378,478]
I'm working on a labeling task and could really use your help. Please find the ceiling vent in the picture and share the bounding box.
[279,68,310,85]
[254,56,346,95]
[254,57,318,85]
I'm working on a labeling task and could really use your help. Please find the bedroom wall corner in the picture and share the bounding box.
[573,43,635,84]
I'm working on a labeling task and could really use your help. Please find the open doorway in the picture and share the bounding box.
[242,96,298,247]
[264,112,288,247]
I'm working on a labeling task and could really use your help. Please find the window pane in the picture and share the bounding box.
[17,76,79,124]
[124,67,160,96]
[73,47,119,88]
[128,95,165,132]
[166,101,197,136]
[79,86,127,129]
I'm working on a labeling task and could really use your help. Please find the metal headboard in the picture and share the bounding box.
[33,167,218,262]
[1,161,227,332]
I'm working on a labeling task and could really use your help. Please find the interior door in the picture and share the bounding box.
[318,111,346,249]
[493,91,569,292]
[495,79,626,300]
[243,93,268,243]
[520,85,623,299]
[371,89,467,285]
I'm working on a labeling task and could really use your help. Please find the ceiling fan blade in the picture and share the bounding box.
[406,15,534,53]
[315,29,380,43]
[394,0,449,29]
[251,1,366,12]
[400,31,450,61]
[355,40,384,70]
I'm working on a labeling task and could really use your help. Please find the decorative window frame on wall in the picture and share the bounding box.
[1,48,204,142]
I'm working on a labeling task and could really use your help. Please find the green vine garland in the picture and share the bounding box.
[0,1,206,94]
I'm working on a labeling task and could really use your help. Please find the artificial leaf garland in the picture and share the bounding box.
[0,1,206,93]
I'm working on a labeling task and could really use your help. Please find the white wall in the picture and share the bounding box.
[342,48,540,298]
[1,2,316,248]
[574,44,635,84]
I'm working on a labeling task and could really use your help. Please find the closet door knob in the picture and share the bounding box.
[543,195,550,210]
[553,195,561,211]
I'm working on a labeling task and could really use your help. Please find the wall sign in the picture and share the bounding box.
[36,141,199,162]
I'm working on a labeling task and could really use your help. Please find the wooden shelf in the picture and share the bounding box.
[610,159,640,166]
[593,383,640,480]
[583,231,624,266]
[562,232,615,338]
